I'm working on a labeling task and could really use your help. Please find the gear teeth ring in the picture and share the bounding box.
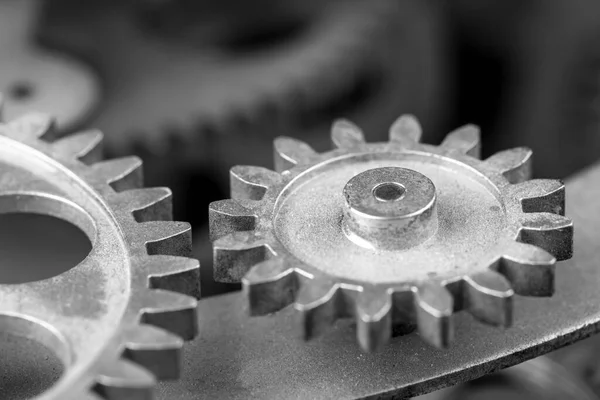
[210,114,573,352]
[0,112,199,399]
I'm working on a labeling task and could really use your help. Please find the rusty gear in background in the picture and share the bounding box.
[0,0,100,133]
[209,116,573,352]
[0,110,199,399]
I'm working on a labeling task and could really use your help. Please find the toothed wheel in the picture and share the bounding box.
[0,112,199,398]
[209,115,573,352]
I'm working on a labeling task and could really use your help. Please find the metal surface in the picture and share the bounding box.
[209,116,573,352]
[0,0,100,132]
[417,356,599,400]
[0,111,200,399]
[156,158,600,398]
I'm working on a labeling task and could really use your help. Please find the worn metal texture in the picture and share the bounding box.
[209,116,573,352]
[157,158,600,399]
[0,112,199,399]
[0,0,100,132]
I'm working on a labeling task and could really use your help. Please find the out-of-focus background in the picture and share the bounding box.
[2,0,600,398]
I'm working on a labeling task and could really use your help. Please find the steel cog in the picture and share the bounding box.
[209,115,573,352]
[0,111,199,399]
[37,0,402,154]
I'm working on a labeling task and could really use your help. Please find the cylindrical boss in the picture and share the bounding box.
[342,167,438,250]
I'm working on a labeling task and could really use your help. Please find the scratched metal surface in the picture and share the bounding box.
[157,161,600,399]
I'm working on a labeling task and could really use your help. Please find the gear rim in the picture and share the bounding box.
[209,115,573,352]
[0,111,199,399]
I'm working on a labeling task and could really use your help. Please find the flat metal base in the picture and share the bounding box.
[157,162,600,399]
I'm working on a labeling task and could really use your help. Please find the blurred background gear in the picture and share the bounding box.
[0,112,199,399]
[447,0,600,178]
[209,115,572,352]
[0,0,100,132]
[38,0,450,296]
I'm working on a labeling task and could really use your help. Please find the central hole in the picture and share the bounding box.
[372,182,406,202]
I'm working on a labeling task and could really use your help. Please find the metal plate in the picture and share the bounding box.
[157,161,600,399]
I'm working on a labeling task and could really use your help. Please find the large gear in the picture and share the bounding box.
[0,111,199,399]
[209,115,573,352]
[37,0,408,154]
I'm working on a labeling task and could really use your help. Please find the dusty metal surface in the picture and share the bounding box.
[0,112,199,399]
[209,116,573,352]
[0,0,100,132]
[157,157,600,399]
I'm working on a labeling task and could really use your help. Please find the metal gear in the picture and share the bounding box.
[37,0,406,155]
[0,111,199,399]
[209,115,573,352]
[0,0,100,132]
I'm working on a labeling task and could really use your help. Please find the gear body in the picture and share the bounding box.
[210,116,573,351]
[0,111,199,399]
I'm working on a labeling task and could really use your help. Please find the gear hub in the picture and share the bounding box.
[209,115,573,352]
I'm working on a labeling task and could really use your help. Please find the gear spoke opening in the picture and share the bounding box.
[0,314,69,400]
[0,195,93,284]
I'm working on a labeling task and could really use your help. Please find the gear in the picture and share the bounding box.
[209,115,573,352]
[37,0,406,154]
[0,0,100,132]
[0,110,199,399]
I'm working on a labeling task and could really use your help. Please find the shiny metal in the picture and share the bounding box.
[0,0,100,132]
[209,115,573,352]
[0,111,199,399]
[157,158,600,399]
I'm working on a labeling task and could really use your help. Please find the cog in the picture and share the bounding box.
[0,0,100,132]
[209,115,573,352]
[37,0,404,155]
[0,111,199,398]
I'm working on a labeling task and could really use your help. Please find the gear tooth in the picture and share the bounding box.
[91,156,144,191]
[440,124,481,158]
[331,119,365,149]
[519,213,573,261]
[484,147,533,183]
[273,136,317,172]
[389,114,422,146]
[242,258,299,315]
[118,187,172,222]
[124,324,184,380]
[213,231,273,283]
[52,130,104,164]
[510,179,565,215]
[414,282,454,348]
[146,255,200,299]
[464,270,514,327]
[496,242,556,297]
[141,221,192,257]
[230,165,281,201]
[5,112,56,140]
[294,280,341,340]
[95,358,155,399]
[355,289,392,352]
[209,199,257,242]
[140,289,198,340]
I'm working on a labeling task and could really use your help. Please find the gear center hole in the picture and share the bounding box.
[372,182,406,202]
[8,81,35,102]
